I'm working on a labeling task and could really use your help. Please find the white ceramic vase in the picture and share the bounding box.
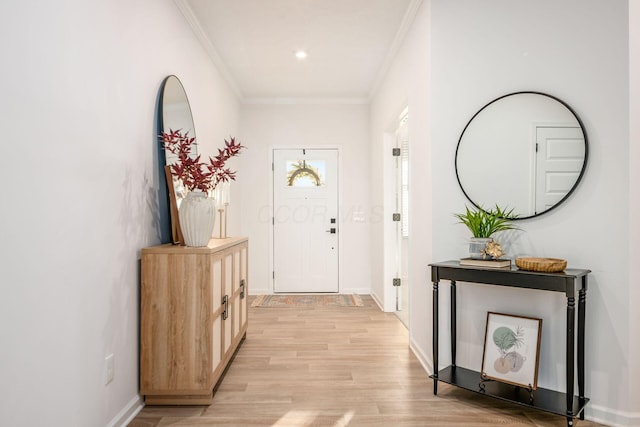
[469,237,493,259]
[179,191,216,247]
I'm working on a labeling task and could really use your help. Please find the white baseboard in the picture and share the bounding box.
[369,290,384,311]
[586,404,640,427]
[409,336,433,376]
[106,395,143,427]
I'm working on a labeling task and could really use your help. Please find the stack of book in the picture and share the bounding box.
[459,258,511,268]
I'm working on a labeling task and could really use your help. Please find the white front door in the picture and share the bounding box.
[534,126,585,214]
[273,149,339,293]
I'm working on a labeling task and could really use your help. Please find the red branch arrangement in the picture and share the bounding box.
[161,129,245,193]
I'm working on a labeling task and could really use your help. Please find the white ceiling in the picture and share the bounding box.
[176,0,421,102]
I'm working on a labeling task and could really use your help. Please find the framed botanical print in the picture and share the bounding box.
[481,312,543,389]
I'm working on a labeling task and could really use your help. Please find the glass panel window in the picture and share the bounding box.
[401,145,409,237]
[398,112,409,238]
[286,160,326,187]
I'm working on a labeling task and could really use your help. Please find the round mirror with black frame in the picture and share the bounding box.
[455,91,588,220]
[157,75,198,244]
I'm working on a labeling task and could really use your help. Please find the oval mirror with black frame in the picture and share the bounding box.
[158,75,198,244]
[160,75,198,166]
[455,91,588,220]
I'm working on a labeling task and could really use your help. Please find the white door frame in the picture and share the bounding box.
[269,145,342,294]
[382,133,398,312]
[382,107,410,314]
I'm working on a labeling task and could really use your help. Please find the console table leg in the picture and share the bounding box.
[451,281,456,367]
[433,280,439,395]
[566,295,576,423]
[578,285,587,420]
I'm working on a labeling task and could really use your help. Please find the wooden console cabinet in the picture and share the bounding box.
[140,237,248,405]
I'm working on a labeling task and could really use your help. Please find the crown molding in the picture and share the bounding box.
[368,0,424,101]
[173,0,243,100]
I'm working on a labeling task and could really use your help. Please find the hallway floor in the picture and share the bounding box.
[129,295,604,427]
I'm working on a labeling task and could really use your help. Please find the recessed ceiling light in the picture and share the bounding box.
[295,50,308,59]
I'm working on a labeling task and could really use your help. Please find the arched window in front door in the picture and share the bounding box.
[286,160,326,187]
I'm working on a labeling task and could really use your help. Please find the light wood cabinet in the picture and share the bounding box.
[140,237,248,405]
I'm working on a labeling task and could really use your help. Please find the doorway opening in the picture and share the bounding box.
[272,148,339,293]
[393,110,410,327]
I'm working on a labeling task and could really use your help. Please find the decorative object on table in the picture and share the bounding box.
[481,312,542,390]
[178,190,215,246]
[468,237,493,260]
[483,241,504,259]
[454,205,519,259]
[164,165,184,245]
[516,257,567,273]
[161,129,245,246]
[459,257,511,268]
[213,181,230,239]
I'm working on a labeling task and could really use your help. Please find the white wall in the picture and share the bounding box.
[628,0,640,417]
[370,0,432,347]
[1,0,635,425]
[430,1,630,424]
[237,103,371,295]
[0,1,239,426]
[372,0,637,425]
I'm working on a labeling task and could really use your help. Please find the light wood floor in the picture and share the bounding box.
[129,296,605,427]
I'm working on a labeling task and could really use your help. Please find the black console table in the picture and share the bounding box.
[429,261,590,427]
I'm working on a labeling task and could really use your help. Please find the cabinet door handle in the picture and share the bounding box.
[222,295,229,320]
[240,279,245,299]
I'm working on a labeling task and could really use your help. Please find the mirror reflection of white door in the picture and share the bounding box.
[534,126,585,214]
[273,149,339,293]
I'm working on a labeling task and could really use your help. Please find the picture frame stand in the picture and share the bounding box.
[217,208,226,239]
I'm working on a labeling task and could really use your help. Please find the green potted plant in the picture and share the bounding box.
[454,205,519,259]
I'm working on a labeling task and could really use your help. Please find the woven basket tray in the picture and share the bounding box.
[515,257,567,273]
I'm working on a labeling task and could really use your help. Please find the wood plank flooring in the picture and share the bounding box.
[129,295,605,427]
